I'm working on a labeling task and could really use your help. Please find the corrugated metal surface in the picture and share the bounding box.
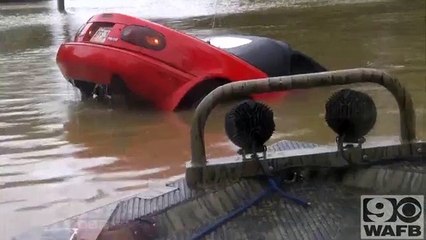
[154,160,425,240]
[153,180,363,240]
[268,140,319,152]
[105,140,319,228]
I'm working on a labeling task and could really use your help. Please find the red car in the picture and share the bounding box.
[56,13,326,111]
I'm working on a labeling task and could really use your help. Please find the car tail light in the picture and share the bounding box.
[86,27,97,40]
[121,25,166,51]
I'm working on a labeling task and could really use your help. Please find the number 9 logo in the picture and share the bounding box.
[363,197,423,223]
[364,197,395,223]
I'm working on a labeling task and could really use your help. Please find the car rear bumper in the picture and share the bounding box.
[56,42,195,110]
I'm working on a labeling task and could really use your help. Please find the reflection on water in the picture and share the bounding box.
[64,105,236,175]
[0,0,425,238]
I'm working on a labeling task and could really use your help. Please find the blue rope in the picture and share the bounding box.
[191,177,310,240]
[191,188,272,240]
[267,178,311,207]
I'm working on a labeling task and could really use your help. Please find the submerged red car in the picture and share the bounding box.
[56,13,326,111]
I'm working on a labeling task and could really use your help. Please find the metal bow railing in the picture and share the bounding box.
[189,68,416,166]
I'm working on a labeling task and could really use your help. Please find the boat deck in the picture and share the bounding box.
[106,163,424,240]
[14,140,426,240]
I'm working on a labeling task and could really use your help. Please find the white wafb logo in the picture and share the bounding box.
[361,195,424,239]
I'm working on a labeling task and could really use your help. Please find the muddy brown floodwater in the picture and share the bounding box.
[0,0,425,238]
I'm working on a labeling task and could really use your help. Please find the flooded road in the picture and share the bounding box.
[0,0,425,238]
